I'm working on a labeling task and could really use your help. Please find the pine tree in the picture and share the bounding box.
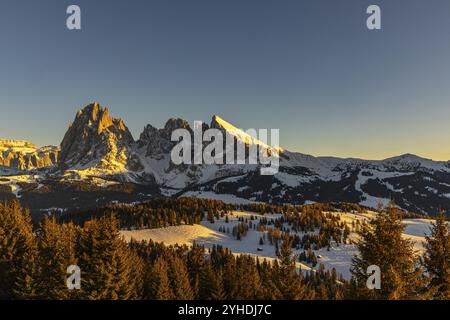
[168,255,194,300]
[274,235,306,299]
[0,200,37,299]
[222,256,239,299]
[258,260,282,299]
[233,256,262,299]
[186,244,206,298]
[350,202,426,299]
[209,269,226,300]
[146,256,173,300]
[423,211,450,299]
[198,262,218,299]
[35,217,78,299]
[77,215,144,299]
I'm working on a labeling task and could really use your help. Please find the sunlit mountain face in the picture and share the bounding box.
[1,103,450,217]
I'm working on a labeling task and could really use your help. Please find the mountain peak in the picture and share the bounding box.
[74,103,115,135]
[210,115,231,130]
[164,118,191,131]
[211,115,283,153]
[59,103,135,172]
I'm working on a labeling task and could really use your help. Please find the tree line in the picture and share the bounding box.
[1,199,449,300]
[0,200,341,299]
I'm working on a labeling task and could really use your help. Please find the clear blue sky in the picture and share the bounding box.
[1,0,450,160]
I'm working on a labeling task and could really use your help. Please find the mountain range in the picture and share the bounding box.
[1,102,450,216]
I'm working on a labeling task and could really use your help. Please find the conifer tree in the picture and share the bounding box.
[186,244,206,298]
[77,215,144,300]
[198,262,217,299]
[168,255,194,300]
[274,235,305,299]
[258,260,282,299]
[222,256,239,299]
[35,217,78,299]
[0,201,37,299]
[423,211,450,299]
[233,255,262,299]
[146,256,173,300]
[209,269,226,300]
[350,202,426,299]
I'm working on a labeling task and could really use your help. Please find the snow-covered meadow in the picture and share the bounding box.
[121,210,437,280]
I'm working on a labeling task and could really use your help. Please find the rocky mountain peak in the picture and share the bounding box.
[164,118,191,132]
[2,107,450,216]
[210,115,223,129]
[139,124,158,143]
[74,102,117,135]
[138,118,193,158]
[58,103,136,172]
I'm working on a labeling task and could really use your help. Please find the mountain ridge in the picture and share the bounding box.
[1,102,450,216]
[0,139,58,171]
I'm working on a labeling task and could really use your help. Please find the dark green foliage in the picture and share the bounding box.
[423,211,450,299]
[58,197,233,229]
[76,216,144,299]
[1,199,448,300]
[350,202,427,299]
[0,200,37,299]
[35,217,78,299]
[274,236,306,299]
[146,257,173,300]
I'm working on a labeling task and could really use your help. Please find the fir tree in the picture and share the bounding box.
[198,262,219,299]
[350,202,426,299]
[209,269,226,300]
[423,211,450,299]
[274,235,305,299]
[233,256,262,299]
[77,215,144,299]
[222,256,239,299]
[168,255,194,300]
[0,201,37,299]
[35,217,78,299]
[146,256,173,300]
[186,244,206,298]
[258,260,282,299]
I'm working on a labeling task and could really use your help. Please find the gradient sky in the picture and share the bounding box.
[1,0,450,160]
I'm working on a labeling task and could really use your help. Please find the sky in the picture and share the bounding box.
[0,0,450,160]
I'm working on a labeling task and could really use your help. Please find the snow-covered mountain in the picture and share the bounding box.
[211,115,283,154]
[1,103,450,216]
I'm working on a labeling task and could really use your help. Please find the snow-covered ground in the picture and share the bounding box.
[122,211,313,273]
[402,219,436,252]
[121,210,440,280]
[354,170,412,208]
[0,174,40,198]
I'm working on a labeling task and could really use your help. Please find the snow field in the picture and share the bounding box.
[121,210,442,280]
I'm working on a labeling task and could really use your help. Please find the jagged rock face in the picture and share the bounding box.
[135,118,217,188]
[58,103,137,172]
[0,140,58,171]
[2,106,450,216]
[138,118,193,159]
